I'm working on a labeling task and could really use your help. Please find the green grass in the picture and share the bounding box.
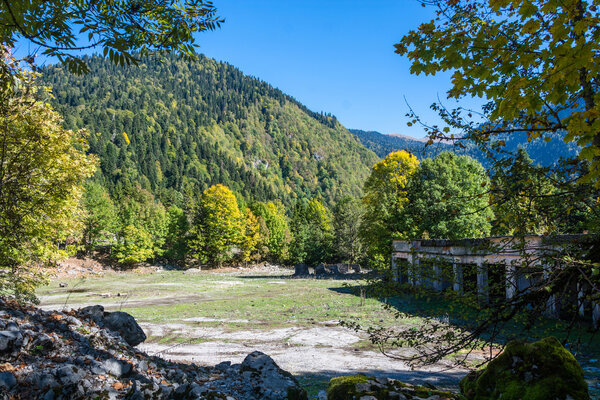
[37,271,397,331]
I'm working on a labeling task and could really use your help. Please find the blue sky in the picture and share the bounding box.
[195,0,467,138]
[15,1,477,138]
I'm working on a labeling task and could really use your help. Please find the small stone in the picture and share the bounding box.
[102,358,132,378]
[43,390,55,400]
[59,282,68,288]
[0,371,16,389]
[355,382,371,392]
[359,396,378,400]
[375,376,389,385]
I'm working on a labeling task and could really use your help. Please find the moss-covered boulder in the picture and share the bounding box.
[460,337,590,400]
[326,374,463,400]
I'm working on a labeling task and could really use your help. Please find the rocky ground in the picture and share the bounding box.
[0,298,307,399]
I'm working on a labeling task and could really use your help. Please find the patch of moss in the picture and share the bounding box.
[326,374,463,400]
[326,374,369,400]
[460,337,590,400]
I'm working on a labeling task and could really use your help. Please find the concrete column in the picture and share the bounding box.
[391,256,398,283]
[406,254,414,286]
[578,283,585,317]
[453,263,463,293]
[413,257,422,287]
[506,264,517,300]
[433,264,442,291]
[543,262,557,317]
[476,259,489,302]
[593,303,600,330]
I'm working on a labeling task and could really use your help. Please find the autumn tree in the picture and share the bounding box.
[0,61,96,301]
[406,152,493,239]
[395,0,600,185]
[239,208,266,265]
[114,186,168,263]
[250,201,291,262]
[188,184,244,266]
[360,150,419,267]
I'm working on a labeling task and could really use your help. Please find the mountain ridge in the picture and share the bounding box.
[40,54,379,206]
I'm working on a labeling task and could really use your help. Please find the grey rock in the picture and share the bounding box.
[59,282,68,288]
[355,382,371,392]
[56,364,85,385]
[27,372,58,389]
[351,264,361,273]
[294,264,309,275]
[79,305,105,321]
[241,351,307,400]
[184,268,202,274]
[31,333,54,352]
[102,358,132,377]
[314,264,326,275]
[375,376,389,385]
[103,311,147,346]
[336,263,349,274]
[216,360,231,371]
[0,330,23,353]
[43,390,55,400]
[0,372,16,389]
[325,264,339,274]
[5,322,19,331]
[359,396,378,400]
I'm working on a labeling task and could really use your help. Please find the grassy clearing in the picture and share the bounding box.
[37,271,399,337]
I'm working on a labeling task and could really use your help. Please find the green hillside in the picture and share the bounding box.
[40,55,378,206]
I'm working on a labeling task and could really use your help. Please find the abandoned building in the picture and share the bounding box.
[391,234,600,329]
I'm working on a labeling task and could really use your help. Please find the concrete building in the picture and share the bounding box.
[391,234,599,329]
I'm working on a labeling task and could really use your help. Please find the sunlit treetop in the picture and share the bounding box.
[0,0,222,73]
[395,0,600,185]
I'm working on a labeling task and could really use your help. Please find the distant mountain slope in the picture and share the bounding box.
[350,129,578,167]
[40,55,379,206]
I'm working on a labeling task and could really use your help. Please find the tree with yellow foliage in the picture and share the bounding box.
[359,150,419,267]
[0,59,96,301]
[188,184,244,267]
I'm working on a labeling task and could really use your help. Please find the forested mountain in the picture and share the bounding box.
[40,55,378,207]
[350,129,579,167]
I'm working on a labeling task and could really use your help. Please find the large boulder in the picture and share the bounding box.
[314,264,327,275]
[79,305,146,346]
[336,263,349,274]
[240,351,307,400]
[460,337,590,400]
[103,311,147,346]
[325,264,339,275]
[294,264,309,276]
[326,374,461,400]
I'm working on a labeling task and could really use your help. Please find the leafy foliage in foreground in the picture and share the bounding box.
[0,59,96,301]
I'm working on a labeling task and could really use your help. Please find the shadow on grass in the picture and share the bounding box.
[330,282,600,384]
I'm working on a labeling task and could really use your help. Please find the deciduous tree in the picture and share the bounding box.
[407,152,493,239]
[188,184,244,266]
[1,0,222,73]
[359,150,419,267]
[0,61,96,301]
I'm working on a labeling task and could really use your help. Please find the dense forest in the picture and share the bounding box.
[351,128,579,167]
[40,55,378,208]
